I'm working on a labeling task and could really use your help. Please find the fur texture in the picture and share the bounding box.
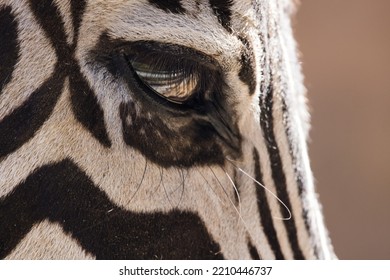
[0,0,335,259]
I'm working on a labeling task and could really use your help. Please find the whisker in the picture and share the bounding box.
[160,167,175,208]
[195,167,227,209]
[220,166,242,220]
[176,168,187,208]
[208,166,251,232]
[148,118,186,208]
[226,158,292,221]
[128,157,148,204]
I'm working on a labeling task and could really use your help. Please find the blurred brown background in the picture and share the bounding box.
[295,1,390,259]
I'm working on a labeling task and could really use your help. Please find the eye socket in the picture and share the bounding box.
[123,43,217,105]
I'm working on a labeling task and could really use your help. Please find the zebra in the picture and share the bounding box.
[0,0,335,259]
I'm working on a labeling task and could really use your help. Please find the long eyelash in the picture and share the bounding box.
[127,52,212,103]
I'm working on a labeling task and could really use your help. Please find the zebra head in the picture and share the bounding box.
[0,0,335,259]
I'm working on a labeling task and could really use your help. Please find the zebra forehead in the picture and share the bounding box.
[80,1,246,66]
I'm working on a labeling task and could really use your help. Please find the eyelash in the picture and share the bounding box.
[123,43,217,106]
[130,56,197,101]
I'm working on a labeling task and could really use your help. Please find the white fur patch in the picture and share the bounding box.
[5,220,94,260]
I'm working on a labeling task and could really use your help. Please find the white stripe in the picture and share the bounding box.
[5,220,94,260]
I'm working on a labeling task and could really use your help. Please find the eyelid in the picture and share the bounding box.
[119,41,221,71]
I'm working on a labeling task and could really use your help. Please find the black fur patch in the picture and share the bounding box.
[0,159,224,260]
[209,0,234,33]
[148,0,185,14]
[0,6,19,94]
[119,101,226,168]
[259,83,305,259]
[253,148,285,259]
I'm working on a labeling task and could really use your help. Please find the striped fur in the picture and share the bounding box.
[0,0,335,259]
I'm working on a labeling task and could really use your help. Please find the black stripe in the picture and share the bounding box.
[0,159,224,260]
[0,6,20,94]
[69,68,112,147]
[29,0,69,57]
[28,0,111,147]
[209,0,234,33]
[238,36,256,95]
[69,0,86,46]
[280,90,318,258]
[259,83,305,259]
[258,33,267,94]
[286,140,316,257]
[253,148,285,259]
[0,67,64,158]
[148,0,185,14]
[247,239,261,260]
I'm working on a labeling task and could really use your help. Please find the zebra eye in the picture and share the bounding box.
[128,55,201,104]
